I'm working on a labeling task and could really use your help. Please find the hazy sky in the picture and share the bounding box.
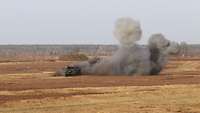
[0,0,199,44]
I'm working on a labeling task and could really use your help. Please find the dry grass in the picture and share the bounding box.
[1,58,200,113]
[161,60,200,75]
[0,85,200,113]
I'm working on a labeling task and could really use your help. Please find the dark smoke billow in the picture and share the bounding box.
[56,17,180,76]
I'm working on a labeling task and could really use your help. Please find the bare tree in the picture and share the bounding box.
[180,41,188,57]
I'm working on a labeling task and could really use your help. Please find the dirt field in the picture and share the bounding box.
[0,58,200,113]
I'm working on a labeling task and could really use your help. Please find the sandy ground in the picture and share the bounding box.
[0,58,200,113]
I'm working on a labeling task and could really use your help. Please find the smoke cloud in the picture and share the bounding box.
[58,17,181,76]
[114,17,142,47]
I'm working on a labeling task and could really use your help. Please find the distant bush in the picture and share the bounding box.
[59,53,89,61]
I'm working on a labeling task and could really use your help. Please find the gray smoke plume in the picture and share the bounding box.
[114,17,142,47]
[57,17,181,76]
[148,34,170,74]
